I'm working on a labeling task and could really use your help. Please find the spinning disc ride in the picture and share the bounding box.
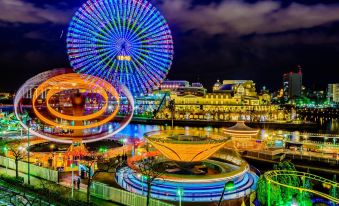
[116,129,259,203]
[14,68,134,144]
[67,0,174,95]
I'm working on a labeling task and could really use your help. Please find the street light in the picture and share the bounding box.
[71,163,75,198]
[218,180,234,206]
[177,187,184,206]
[137,174,145,195]
[3,146,8,174]
[50,144,55,169]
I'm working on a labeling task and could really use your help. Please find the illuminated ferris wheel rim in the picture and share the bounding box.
[14,69,135,144]
[67,0,174,94]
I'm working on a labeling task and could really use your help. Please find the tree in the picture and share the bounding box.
[296,168,313,206]
[137,156,165,206]
[82,154,122,205]
[256,176,282,206]
[273,161,300,202]
[168,99,175,128]
[329,175,338,205]
[3,140,26,179]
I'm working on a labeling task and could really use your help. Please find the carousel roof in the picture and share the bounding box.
[224,121,259,137]
[145,130,230,162]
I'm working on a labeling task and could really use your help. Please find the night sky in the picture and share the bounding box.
[1,0,339,92]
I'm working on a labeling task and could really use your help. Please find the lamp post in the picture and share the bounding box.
[177,187,184,206]
[27,120,31,185]
[71,163,74,198]
[50,144,55,169]
[218,180,234,206]
[3,146,8,174]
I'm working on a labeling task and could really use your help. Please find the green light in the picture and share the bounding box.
[99,147,108,153]
[225,181,235,191]
[177,188,184,196]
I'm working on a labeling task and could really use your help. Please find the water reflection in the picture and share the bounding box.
[116,120,339,144]
[302,116,339,134]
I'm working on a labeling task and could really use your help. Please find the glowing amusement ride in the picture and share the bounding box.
[116,129,259,202]
[14,68,134,144]
[13,0,259,204]
[67,0,174,94]
[14,0,174,143]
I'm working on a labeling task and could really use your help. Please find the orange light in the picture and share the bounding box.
[32,73,120,130]
[45,84,108,121]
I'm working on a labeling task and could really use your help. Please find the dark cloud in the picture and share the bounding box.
[0,0,75,24]
[0,0,338,92]
[160,0,339,35]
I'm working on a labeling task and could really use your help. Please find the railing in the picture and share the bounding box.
[264,170,339,203]
[91,181,174,206]
[245,151,338,164]
[0,156,58,182]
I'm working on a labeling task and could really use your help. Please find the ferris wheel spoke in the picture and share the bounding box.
[68,0,173,94]
[130,57,154,90]
[133,53,162,86]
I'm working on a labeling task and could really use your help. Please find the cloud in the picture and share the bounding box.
[0,0,75,24]
[159,0,339,35]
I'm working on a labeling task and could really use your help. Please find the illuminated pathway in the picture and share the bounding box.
[264,170,339,204]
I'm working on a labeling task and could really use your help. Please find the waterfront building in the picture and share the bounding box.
[157,80,286,122]
[333,83,339,103]
[0,92,12,100]
[328,84,334,102]
[328,83,339,103]
[159,80,189,91]
[283,67,303,99]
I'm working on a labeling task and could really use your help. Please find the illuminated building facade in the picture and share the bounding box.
[283,67,303,99]
[159,80,189,90]
[332,83,339,103]
[328,84,334,102]
[157,80,284,121]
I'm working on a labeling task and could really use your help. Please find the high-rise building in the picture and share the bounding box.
[327,84,334,102]
[283,67,303,99]
[332,84,339,103]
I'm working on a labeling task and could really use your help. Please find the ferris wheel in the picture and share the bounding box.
[67,0,174,95]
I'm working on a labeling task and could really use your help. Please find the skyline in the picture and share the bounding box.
[0,0,339,91]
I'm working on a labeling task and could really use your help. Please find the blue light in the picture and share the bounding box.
[67,0,174,95]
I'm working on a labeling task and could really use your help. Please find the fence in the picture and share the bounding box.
[245,151,338,165]
[0,156,58,182]
[91,181,174,206]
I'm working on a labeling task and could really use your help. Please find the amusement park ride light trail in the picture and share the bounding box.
[264,170,339,203]
[41,74,114,121]
[32,73,120,130]
[14,69,135,144]
[45,85,109,121]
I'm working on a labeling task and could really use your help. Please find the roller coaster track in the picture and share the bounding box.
[264,170,339,203]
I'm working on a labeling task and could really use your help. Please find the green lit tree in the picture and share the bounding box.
[297,169,313,206]
[273,161,301,202]
[329,175,338,205]
[256,176,282,206]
